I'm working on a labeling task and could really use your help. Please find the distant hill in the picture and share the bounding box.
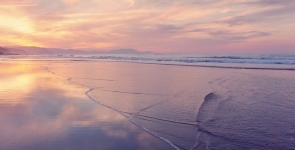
[2,46,155,55]
[0,47,26,55]
[104,49,154,54]
[49,48,154,55]
[0,47,10,55]
[49,48,90,54]
[11,46,53,55]
[7,48,28,55]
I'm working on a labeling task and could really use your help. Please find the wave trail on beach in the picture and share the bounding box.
[97,89,164,96]
[132,114,197,126]
[43,66,182,150]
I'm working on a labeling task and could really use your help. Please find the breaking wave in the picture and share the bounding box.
[5,54,295,70]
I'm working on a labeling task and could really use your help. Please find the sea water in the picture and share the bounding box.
[0,55,295,150]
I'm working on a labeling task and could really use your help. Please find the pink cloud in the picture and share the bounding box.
[0,0,294,54]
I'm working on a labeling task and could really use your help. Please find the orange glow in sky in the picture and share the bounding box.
[0,0,294,54]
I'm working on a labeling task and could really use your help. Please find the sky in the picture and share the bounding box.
[0,0,294,54]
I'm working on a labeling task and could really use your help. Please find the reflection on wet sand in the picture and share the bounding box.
[40,61,213,149]
[0,62,173,150]
[3,60,295,150]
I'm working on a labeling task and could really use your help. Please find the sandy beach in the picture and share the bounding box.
[1,59,295,150]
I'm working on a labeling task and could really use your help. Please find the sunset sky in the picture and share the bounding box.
[0,0,294,54]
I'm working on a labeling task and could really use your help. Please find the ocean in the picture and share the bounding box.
[0,54,295,150]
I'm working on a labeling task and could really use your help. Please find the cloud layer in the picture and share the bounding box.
[0,0,294,54]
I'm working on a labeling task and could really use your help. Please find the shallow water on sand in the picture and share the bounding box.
[1,60,295,150]
[0,62,173,150]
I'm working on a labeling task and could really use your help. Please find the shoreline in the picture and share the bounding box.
[2,57,295,71]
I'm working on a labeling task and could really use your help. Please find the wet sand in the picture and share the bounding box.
[1,60,295,150]
[0,62,173,150]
